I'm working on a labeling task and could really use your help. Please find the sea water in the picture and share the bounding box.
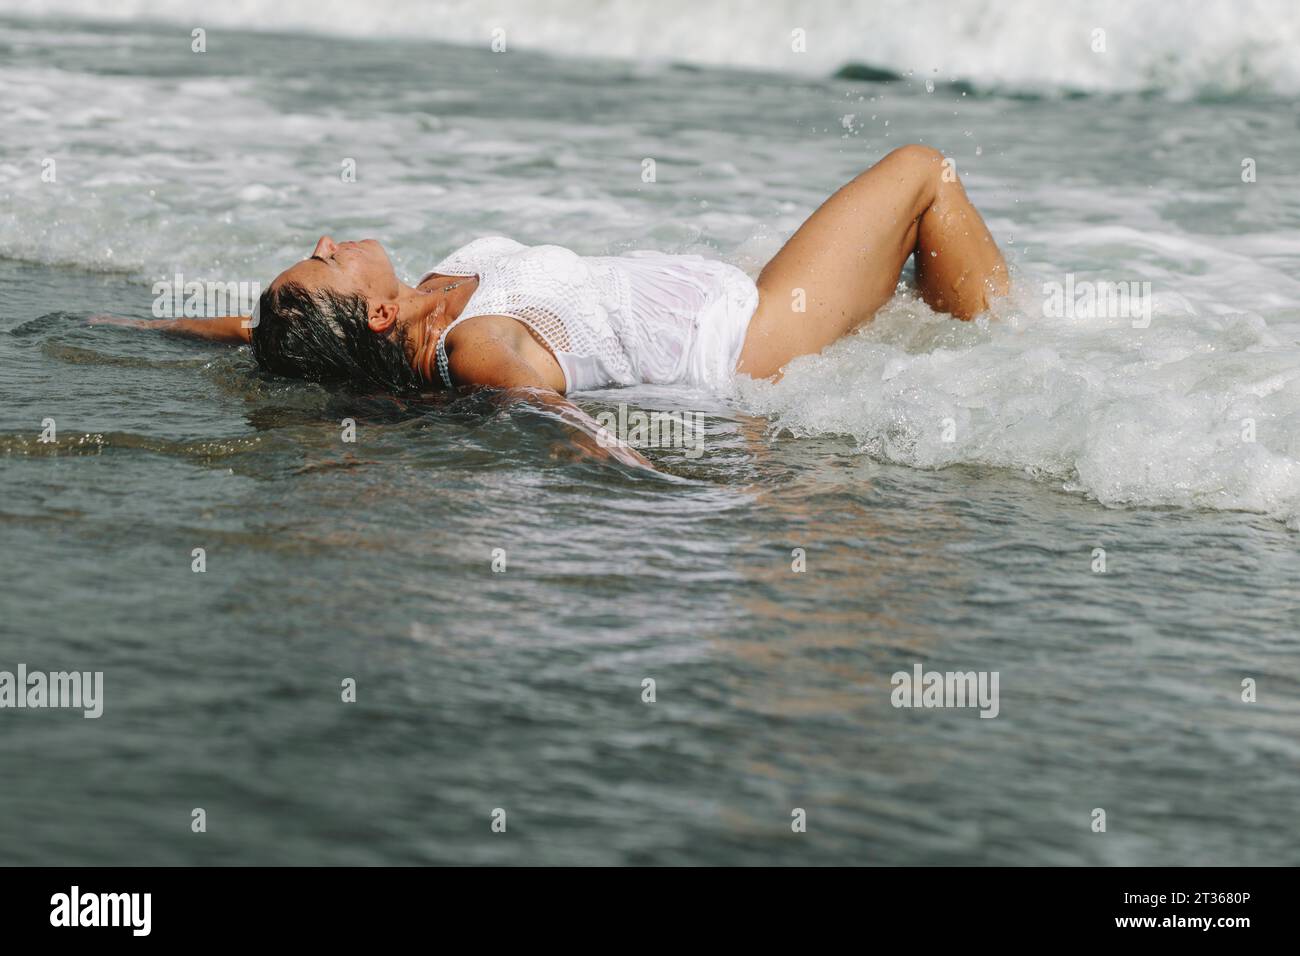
[1,3,1298,865]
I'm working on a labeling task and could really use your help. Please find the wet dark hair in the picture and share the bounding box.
[249,282,424,393]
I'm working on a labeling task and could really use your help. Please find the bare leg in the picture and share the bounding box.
[737,144,1008,380]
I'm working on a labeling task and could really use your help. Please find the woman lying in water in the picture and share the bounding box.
[97,144,1008,466]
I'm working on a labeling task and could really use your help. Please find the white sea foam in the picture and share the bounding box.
[737,287,1300,527]
[5,0,1300,96]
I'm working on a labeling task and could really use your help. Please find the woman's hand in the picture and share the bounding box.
[554,425,656,470]
[444,325,656,471]
[496,386,657,472]
[89,314,252,344]
[88,314,173,330]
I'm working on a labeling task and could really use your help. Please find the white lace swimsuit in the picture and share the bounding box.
[420,237,759,394]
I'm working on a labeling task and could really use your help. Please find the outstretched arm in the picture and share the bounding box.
[89,314,252,344]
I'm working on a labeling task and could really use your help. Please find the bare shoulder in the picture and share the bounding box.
[445,315,563,391]
[446,313,523,346]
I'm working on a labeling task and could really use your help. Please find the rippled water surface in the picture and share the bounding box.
[1,14,1299,865]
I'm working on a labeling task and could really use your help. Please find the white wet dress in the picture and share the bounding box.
[421,237,759,394]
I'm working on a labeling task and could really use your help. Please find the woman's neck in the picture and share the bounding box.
[400,276,479,383]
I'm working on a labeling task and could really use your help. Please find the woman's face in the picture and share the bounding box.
[271,236,401,303]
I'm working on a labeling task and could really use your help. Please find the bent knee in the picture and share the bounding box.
[850,144,949,196]
[863,143,952,215]
[885,143,946,169]
[884,144,954,190]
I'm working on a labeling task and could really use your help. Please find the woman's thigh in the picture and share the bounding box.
[736,145,942,380]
